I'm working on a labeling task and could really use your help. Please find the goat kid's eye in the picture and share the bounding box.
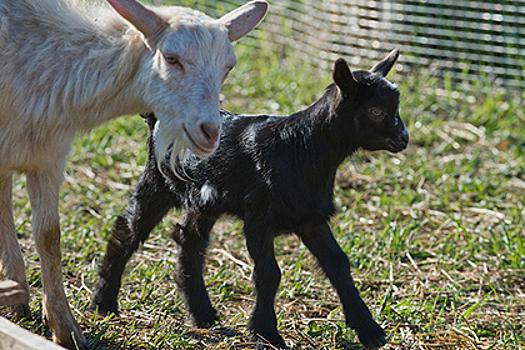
[368,108,386,122]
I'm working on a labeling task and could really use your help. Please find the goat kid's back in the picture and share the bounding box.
[95,51,408,349]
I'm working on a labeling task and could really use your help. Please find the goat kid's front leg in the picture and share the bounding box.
[173,213,218,328]
[94,162,177,315]
[297,222,386,349]
[244,220,285,348]
[0,174,31,318]
[26,169,88,350]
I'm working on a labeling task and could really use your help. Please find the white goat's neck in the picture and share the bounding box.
[72,33,150,129]
[54,14,151,129]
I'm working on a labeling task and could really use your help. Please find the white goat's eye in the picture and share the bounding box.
[368,108,386,122]
[163,53,181,66]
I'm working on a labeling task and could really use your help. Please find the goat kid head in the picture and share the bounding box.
[107,0,268,163]
[332,49,409,154]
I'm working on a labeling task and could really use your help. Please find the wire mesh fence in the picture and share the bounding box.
[160,0,524,90]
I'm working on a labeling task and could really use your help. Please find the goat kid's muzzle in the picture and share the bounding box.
[387,127,409,153]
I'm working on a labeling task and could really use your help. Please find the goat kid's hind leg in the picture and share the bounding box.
[0,174,31,318]
[26,169,88,350]
[297,222,386,349]
[173,213,218,328]
[244,220,285,348]
[94,164,177,315]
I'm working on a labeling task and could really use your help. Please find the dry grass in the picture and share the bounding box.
[1,39,524,350]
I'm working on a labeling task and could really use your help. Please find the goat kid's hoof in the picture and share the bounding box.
[252,333,287,349]
[194,317,218,329]
[91,287,120,317]
[192,307,220,329]
[90,299,120,318]
[194,316,219,329]
[355,321,387,349]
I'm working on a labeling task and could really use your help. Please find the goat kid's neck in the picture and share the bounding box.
[293,84,358,162]
[271,85,355,190]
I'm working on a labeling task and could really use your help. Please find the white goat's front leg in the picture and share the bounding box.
[26,168,88,350]
[0,174,31,318]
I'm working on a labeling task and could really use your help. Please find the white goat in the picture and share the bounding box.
[0,0,268,348]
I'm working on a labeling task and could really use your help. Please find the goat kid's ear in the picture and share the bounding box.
[107,0,167,40]
[218,0,268,42]
[370,49,400,77]
[333,58,359,96]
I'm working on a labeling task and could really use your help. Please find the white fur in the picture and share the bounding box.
[0,0,267,348]
[200,182,218,204]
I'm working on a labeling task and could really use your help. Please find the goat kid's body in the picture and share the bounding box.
[0,0,267,348]
[96,106,354,341]
[172,108,342,228]
[96,51,409,348]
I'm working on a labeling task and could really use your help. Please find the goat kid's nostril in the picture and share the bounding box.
[401,128,409,143]
[200,122,220,145]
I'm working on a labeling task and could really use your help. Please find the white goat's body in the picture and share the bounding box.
[0,0,268,348]
[0,0,140,171]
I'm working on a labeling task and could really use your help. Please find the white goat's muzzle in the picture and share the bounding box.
[182,119,220,157]
[152,115,221,180]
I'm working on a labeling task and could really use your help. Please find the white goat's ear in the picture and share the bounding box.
[218,0,268,42]
[333,58,359,96]
[107,0,167,39]
[370,49,399,77]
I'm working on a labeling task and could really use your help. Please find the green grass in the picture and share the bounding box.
[2,36,524,349]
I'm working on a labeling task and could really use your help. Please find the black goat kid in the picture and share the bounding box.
[94,50,408,349]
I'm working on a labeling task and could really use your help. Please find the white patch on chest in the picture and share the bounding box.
[200,182,218,204]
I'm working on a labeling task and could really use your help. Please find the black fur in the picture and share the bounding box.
[93,51,408,349]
